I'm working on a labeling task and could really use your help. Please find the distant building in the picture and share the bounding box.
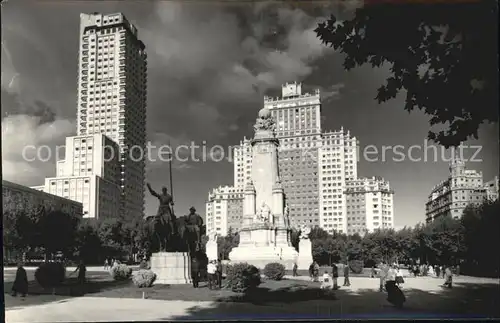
[344,177,395,234]
[426,157,497,223]
[484,176,499,201]
[205,186,244,236]
[32,134,121,219]
[3,180,83,217]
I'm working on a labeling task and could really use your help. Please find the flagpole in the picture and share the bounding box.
[168,139,174,215]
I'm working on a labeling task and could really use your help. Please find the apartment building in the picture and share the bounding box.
[426,157,498,222]
[344,177,394,234]
[205,186,244,236]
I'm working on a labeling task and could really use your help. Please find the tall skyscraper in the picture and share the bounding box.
[77,13,147,219]
[32,13,147,220]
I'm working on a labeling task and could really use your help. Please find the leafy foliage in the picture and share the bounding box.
[349,260,364,274]
[225,262,261,293]
[315,1,498,147]
[35,262,66,289]
[110,264,132,281]
[132,269,157,288]
[217,228,240,260]
[263,262,286,281]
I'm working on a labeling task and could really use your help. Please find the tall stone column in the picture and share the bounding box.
[240,181,256,246]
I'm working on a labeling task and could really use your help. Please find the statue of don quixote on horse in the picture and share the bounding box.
[143,182,205,255]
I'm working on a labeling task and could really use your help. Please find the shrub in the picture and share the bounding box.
[132,269,156,288]
[35,262,66,288]
[263,262,286,280]
[349,260,364,274]
[225,262,261,293]
[110,264,132,281]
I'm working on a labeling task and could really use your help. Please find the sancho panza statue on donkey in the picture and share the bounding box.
[143,183,206,256]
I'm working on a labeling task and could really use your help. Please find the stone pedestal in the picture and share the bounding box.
[229,240,298,270]
[206,241,218,261]
[150,252,191,285]
[297,239,313,270]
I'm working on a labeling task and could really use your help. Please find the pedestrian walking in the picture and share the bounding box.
[292,263,298,277]
[395,266,404,286]
[443,266,453,288]
[331,263,339,289]
[435,264,441,278]
[370,266,376,278]
[71,260,87,295]
[343,263,351,287]
[216,259,223,289]
[379,262,388,292]
[11,261,28,297]
[385,264,406,308]
[103,258,109,270]
[309,263,315,281]
[313,262,320,282]
[207,260,217,290]
[191,258,200,288]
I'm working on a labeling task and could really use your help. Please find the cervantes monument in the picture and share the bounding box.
[229,107,298,269]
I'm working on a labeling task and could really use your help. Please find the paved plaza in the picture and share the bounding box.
[4,269,499,322]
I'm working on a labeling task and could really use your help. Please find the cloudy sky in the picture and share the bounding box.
[2,1,498,227]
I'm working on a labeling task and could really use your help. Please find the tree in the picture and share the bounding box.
[74,223,102,264]
[36,209,80,260]
[315,1,498,147]
[217,231,240,260]
[461,200,500,276]
[309,226,330,241]
[97,218,127,258]
[2,190,41,258]
[289,228,300,252]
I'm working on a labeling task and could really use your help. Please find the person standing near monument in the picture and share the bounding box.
[379,261,388,292]
[11,261,28,297]
[331,263,339,290]
[191,257,200,288]
[343,262,351,287]
[207,260,217,290]
[216,259,223,289]
[292,263,298,277]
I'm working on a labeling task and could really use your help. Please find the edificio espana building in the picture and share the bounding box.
[426,155,499,223]
[207,82,395,236]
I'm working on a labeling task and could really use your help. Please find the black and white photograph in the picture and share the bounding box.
[2,0,499,321]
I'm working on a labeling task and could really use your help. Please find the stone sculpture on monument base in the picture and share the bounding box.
[229,107,298,269]
[296,225,313,270]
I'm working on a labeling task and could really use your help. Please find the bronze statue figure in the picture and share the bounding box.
[145,183,175,251]
[185,207,204,252]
